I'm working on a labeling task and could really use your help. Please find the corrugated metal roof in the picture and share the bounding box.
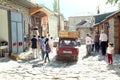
[94,12,114,24]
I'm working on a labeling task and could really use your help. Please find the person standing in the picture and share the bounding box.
[99,30,108,56]
[90,36,94,52]
[49,37,54,52]
[85,34,92,55]
[106,42,114,65]
[31,35,38,59]
[94,32,100,53]
[44,38,51,63]
[77,37,81,46]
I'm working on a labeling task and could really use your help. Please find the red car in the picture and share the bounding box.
[56,38,79,61]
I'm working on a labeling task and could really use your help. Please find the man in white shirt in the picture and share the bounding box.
[85,34,92,55]
[99,30,108,55]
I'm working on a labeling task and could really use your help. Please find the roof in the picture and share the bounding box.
[94,12,114,24]
[10,0,53,16]
[10,0,39,8]
[76,20,87,26]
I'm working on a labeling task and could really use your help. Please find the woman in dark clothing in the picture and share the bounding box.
[31,35,38,59]
[94,32,100,53]
[44,38,51,63]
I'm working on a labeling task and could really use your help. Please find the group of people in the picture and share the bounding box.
[85,30,114,65]
[30,35,54,63]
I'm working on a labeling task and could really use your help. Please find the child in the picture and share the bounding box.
[106,42,114,65]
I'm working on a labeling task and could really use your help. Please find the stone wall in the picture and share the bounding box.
[108,18,114,44]
[79,28,91,44]
[48,15,58,38]
[114,17,119,53]
[0,0,31,50]
[0,0,31,35]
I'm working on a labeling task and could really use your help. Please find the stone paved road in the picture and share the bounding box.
[0,45,120,80]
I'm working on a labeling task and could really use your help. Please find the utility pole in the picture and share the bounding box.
[58,0,60,35]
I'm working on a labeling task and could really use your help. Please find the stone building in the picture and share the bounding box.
[68,16,95,43]
[93,11,120,54]
[0,0,51,55]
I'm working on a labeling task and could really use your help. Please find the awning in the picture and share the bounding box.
[29,7,52,16]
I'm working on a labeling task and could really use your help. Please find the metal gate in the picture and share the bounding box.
[10,11,23,54]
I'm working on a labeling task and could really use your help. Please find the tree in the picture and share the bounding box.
[107,0,120,9]
[107,0,119,4]
[53,0,58,12]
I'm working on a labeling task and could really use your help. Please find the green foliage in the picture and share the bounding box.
[53,0,58,12]
[107,0,120,9]
[106,0,119,4]
[118,3,120,9]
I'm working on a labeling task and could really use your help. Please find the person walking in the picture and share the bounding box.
[94,32,100,53]
[99,30,108,56]
[85,34,92,55]
[39,36,45,60]
[44,38,51,63]
[106,42,114,65]
[31,35,38,59]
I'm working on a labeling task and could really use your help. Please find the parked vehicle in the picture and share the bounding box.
[56,30,79,61]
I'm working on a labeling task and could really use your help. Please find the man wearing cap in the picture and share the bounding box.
[99,30,108,56]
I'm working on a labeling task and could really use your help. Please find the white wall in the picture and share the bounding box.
[0,9,8,42]
[48,15,58,39]
[48,14,65,39]
[60,15,64,30]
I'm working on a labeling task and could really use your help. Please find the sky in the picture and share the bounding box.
[36,0,118,19]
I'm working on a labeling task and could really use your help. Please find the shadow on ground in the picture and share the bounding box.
[0,57,11,62]
[106,54,120,78]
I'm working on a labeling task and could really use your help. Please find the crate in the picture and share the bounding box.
[59,30,78,38]
[68,31,78,38]
[59,30,68,38]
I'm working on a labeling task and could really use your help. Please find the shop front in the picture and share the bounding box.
[0,9,9,57]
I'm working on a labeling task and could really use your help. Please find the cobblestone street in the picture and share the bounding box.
[0,45,120,80]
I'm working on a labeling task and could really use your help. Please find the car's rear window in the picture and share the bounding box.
[60,39,76,46]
